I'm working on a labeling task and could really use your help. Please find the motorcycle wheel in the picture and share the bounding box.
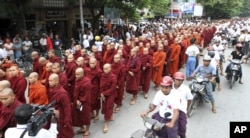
[187,93,197,117]
[230,72,236,89]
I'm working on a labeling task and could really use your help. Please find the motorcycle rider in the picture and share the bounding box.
[141,76,180,138]
[172,72,193,138]
[212,40,224,75]
[225,43,245,84]
[207,46,221,91]
[190,55,217,113]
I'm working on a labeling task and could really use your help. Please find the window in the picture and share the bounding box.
[43,0,64,8]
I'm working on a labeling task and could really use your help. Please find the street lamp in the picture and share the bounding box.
[80,0,84,45]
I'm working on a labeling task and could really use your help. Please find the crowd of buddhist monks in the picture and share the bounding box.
[0,20,219,138]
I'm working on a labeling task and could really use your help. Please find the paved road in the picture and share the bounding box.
[70,48,250,138]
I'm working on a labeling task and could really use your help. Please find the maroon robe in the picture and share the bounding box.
[32,58,41,74]
[163,45,172,76]
[49,56,61,64]
[0,99,22,136]
[126,56,141,95]
[9,76,27,103]
[72,77,92,126]
[74,50,81,60]
[112,62,126,106]
[99,72,117,121]
[139,54,152,93]
[85,67,102,110]
[124,45,132,55]
[64,61,77,102]
[57,72,69,95]
[103,49,117,64]
[49,85,73,138]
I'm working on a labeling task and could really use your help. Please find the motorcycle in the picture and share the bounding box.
[187,74,209,117]
[15,54,33,77]
[226,59,242,89]
[131,104,171,138]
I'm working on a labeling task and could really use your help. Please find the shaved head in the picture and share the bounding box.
[75,68,84,80]
[29,72,39,79]
[103,63,111,74]
[0,80,11,91]
[49,73,59,87]
[113,54,121,63]
[1,88,14,96]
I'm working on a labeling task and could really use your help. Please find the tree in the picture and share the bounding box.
[240,0,250,17]
[84,0,152,34]
[197,0,244,19]
[149,0,170,16]
[0,0,32,33]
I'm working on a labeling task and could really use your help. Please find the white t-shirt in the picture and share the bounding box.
[185,45,200,57]
[171,84,193,114]
[39,38,47,45]
[83,39,90,48]
[0,48,7,58]
[95,41,103,52]
[5,124,58,138]
[152,90,180,119]
[22,41,32,51]
[3,43,14,55]
[213,44,224,55]
[210,51,220,69]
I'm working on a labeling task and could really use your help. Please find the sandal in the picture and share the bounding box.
[82,131,90,138]
[114,107,120,113]
[77,128,85,134]
[239,81,244,84]
[103,126,109,133]
[144,94,148,99]
[212,108,217,113]
[93,116,99,123]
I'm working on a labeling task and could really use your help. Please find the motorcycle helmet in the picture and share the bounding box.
[236,43,243,51]
[207,46,214,51]
[203,54,211,61]
[161,76,173,86]
[208,51,215,58]
[173,72,184,80]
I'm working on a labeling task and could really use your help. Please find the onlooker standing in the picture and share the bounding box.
[13,38,22,59]
[3,38,14,60]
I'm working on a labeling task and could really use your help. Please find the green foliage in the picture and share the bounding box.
[240,0,250,17]
[197,0,244,19]
[149,0,170,16]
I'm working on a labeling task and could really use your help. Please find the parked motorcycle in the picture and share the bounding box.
[187,74,209,117]
[226,59,242,89]
[131,104,171,138]
[15,54,33,77]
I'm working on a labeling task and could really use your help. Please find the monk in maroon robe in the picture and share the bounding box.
[92,46,102,65]
[139,48,152,98]
[48,73,74,138]
[0,88,22,137]
[76,57,87,69]
[51,62,69,97]
[48,50,61,64]
[72,68,91,137]
[162,39,172,76]
[38,57,48,82]
[124,40,132,56]
[81,49,90,66]
[64,54,77,102]
[31,51,41,74]
[74,45,82,60]
[8,66,27,103]
[103,42,117,64]
[126,48,141,105]
[112,54,126,113]
[85,58,102,122]
[152,43,166,89]
[169,38,181,76]
[100,64,117,133]
[0,69,6,81]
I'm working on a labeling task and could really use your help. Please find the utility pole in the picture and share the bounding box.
[80,0,84,45]
[170,0,173,21]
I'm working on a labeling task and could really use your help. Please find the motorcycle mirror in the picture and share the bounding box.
[164,112,171,118]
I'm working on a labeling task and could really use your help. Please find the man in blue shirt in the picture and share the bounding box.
[191,54,217,113]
